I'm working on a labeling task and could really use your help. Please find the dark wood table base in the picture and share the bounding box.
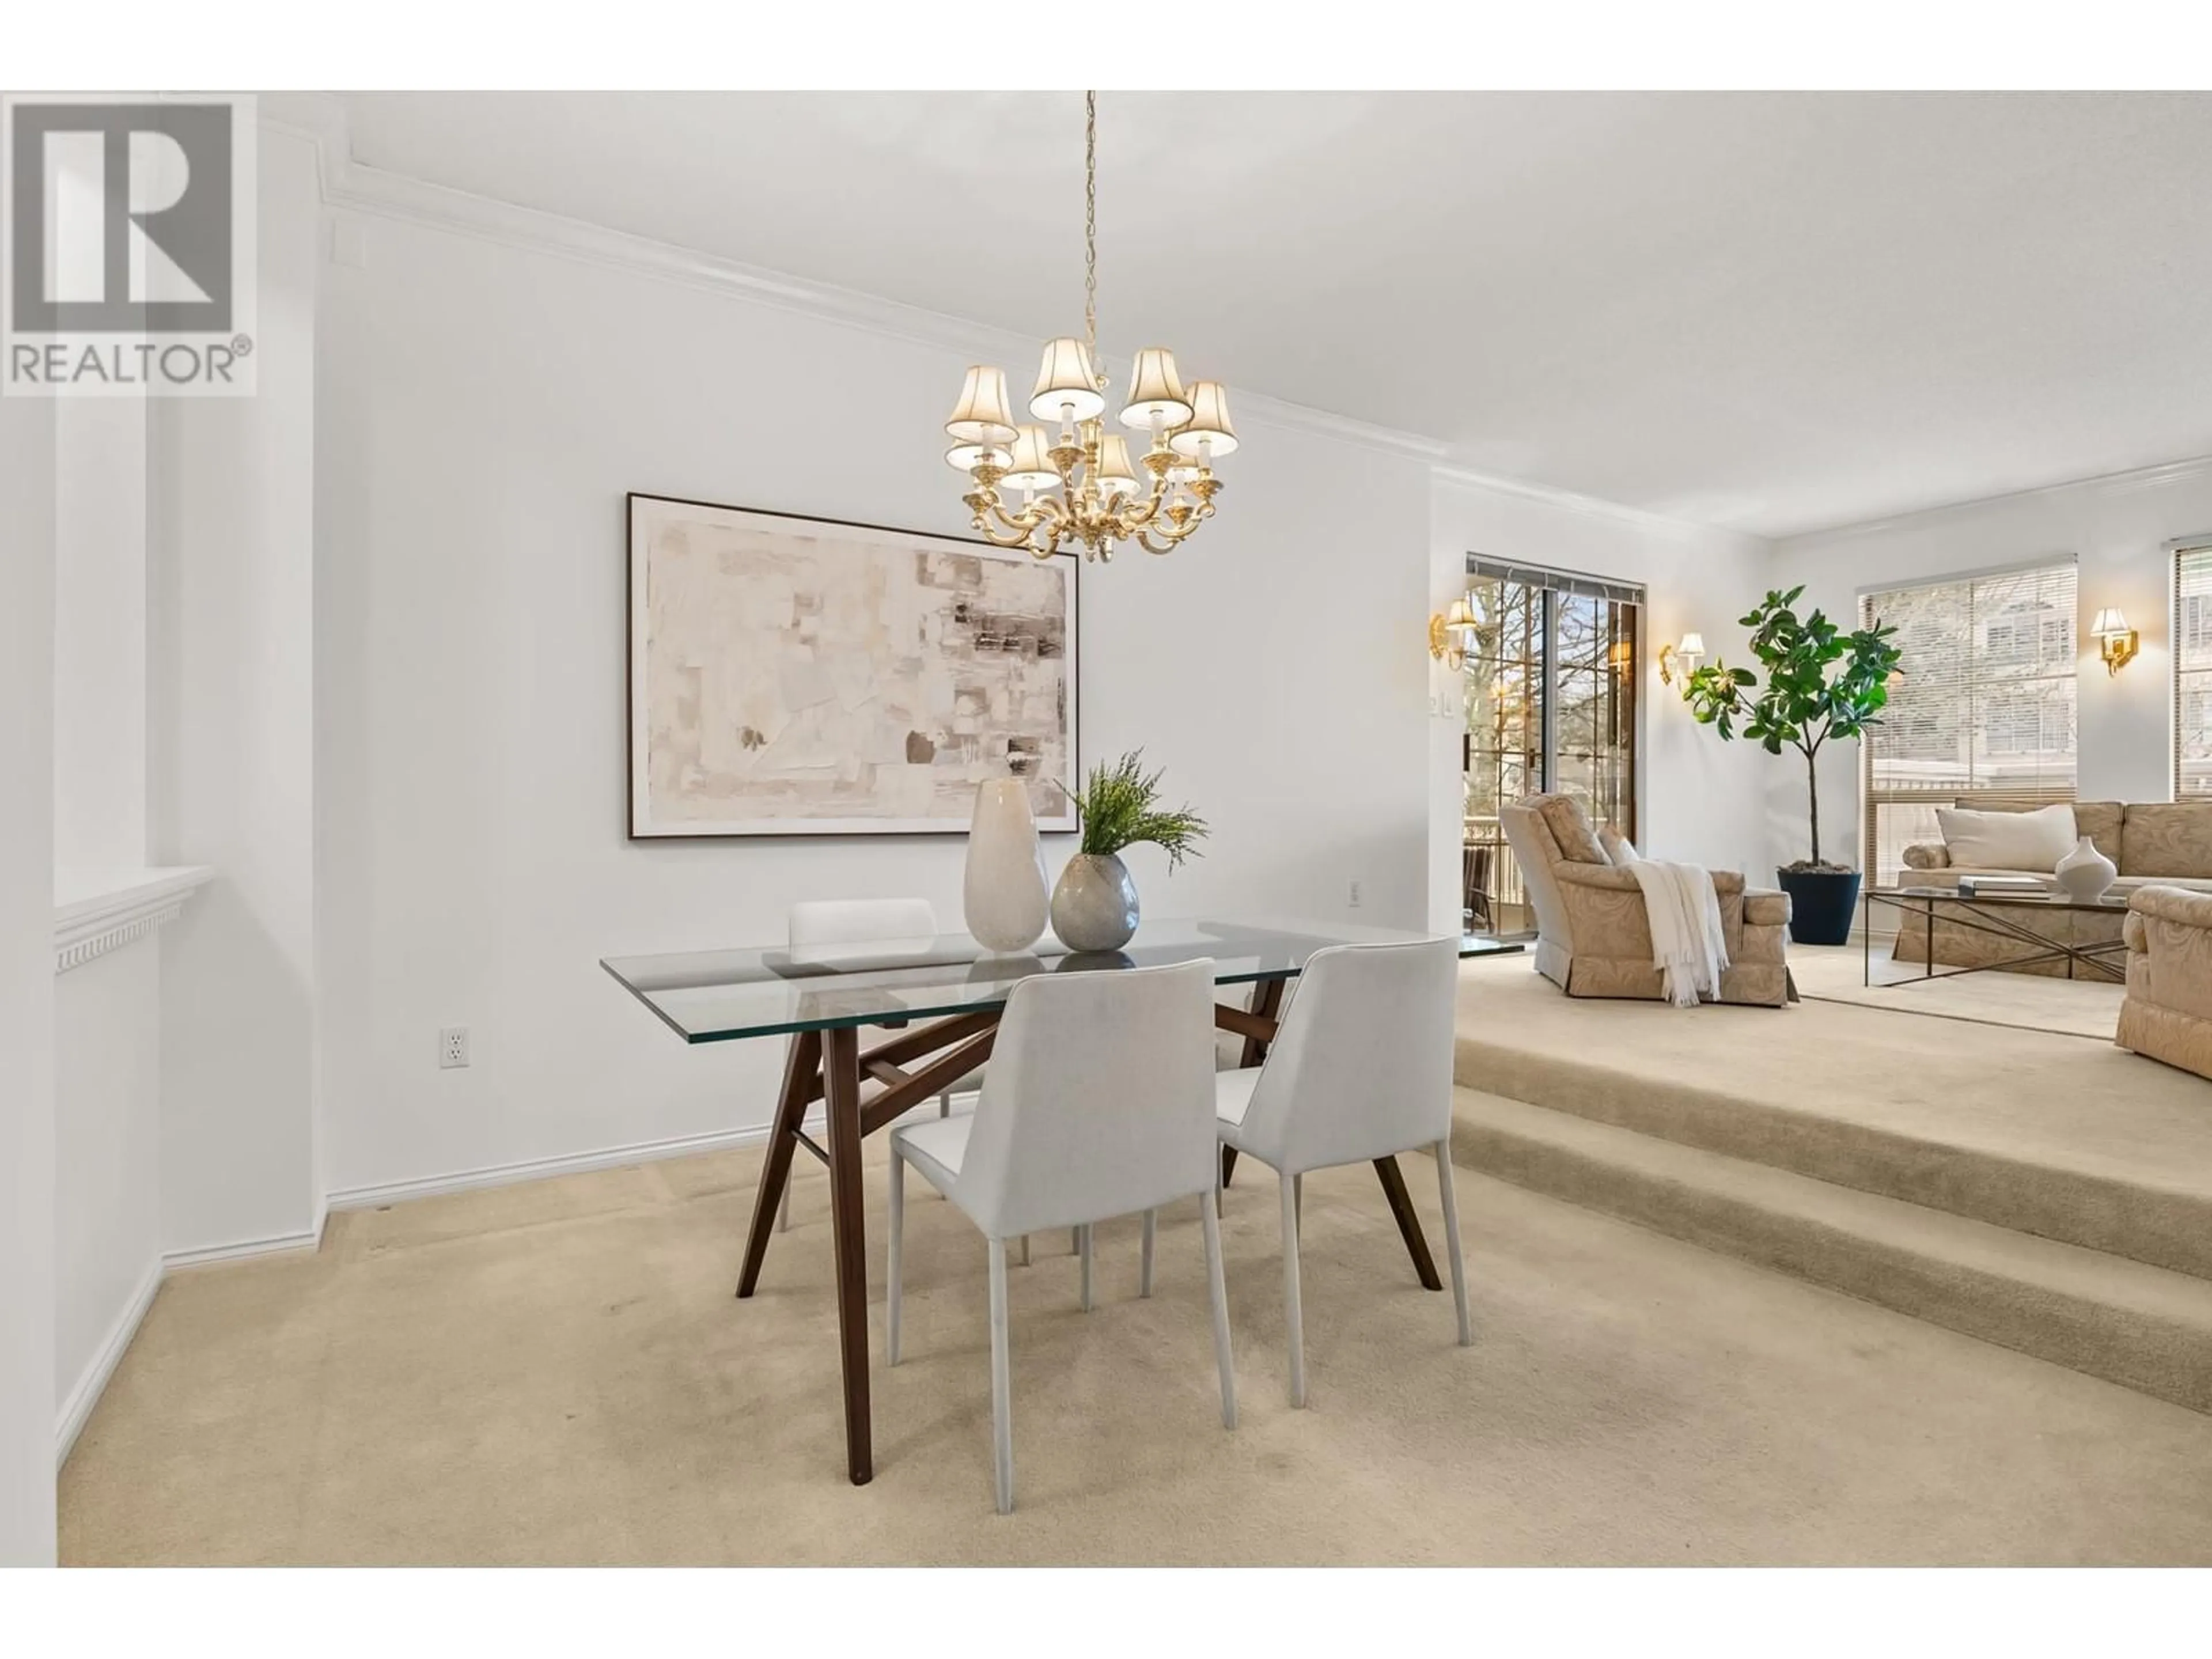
[735,982,1442,1486]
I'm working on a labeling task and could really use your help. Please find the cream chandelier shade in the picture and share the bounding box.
[945,92,1239,561]
[946,366,1019,446]
[1032,338,1105,422]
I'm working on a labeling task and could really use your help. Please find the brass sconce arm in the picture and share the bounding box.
[1428,600,1478,672]
[2092,608,2139,676]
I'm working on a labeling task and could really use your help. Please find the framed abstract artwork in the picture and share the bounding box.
[626,494,1080,838]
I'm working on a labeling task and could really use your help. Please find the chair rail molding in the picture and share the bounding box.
[53,866,215,974]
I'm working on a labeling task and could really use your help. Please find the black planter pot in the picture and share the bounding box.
[1775,867,1861,946]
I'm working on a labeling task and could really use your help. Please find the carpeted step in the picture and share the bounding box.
[1452,1088,2212,1416]
[1454,1029,2212,1282]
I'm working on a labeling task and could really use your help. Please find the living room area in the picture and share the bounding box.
[1444,430,2212,1457]
[12,55,2212,1597]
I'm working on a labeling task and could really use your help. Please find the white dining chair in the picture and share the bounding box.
[886,957,1236,1514]
[778,897,975,1233]
[1215,937,1470,1407]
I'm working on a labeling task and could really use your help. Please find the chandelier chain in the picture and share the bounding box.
[1084,90,1097,368]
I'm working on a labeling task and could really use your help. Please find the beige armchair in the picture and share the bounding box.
[1499,793,1794,1007]
[2117,885,2212,1081]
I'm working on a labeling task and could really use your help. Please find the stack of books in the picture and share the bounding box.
[1956,874,2052,898]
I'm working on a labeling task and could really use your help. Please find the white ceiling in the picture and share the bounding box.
[342,91,2212,538]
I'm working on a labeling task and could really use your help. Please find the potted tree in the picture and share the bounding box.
[1681,586,1903,946]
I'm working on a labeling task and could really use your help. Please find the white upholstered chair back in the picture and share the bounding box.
[1234,938,1459,1177]
[953,958,1218,1241]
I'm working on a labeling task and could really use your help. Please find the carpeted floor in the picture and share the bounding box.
[1790,942,2123,1039]
[61,1125,2212,1565]
[1456,952,2212,1206]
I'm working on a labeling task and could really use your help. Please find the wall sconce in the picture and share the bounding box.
[1427,599,1478,671]
[2091,608,2139,676]
[1657,631,1706,688]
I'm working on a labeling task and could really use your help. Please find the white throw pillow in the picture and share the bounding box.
[1934,802,2078,872]
[1600,825,1641,866]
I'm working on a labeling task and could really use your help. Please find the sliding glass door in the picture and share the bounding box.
[1460,561,1642,937]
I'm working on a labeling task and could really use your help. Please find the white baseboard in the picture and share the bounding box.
[58,1225,328,1465]
[321,1094,971,1214]
[325,1118,793,1212]
[162,1227,325,1271]
[55,1257,163,1467]
[56,1106,948,1464]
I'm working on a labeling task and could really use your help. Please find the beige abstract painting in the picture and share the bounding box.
[627,495,1078,836]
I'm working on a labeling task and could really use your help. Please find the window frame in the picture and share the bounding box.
[2172,536,2212,798]
[1459,556,1645,937]
[1858,555,2080,885]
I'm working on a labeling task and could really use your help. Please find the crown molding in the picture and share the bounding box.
[1779,454,2212,548]
[287,94,1780,536]
[316,146,1456,468]
[1431,461,1771,551]
[54,865,215,974]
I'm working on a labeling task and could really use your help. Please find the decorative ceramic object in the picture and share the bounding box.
[1051,853,1141,952]
[963,779,1050,952]
[2054,834,2118,903]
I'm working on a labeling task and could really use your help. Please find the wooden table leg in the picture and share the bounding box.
[1222,979,1286,1191]
[736,1028,820,1299]
[821,1025,874,1485]
[1373,1155,1444,1292]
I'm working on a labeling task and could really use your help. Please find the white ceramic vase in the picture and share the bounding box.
[963,779,1050,952]
[2053,834,2118,903]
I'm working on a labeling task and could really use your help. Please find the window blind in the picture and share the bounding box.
[1859,561,2078,885]
[2175,543,2212,797]
[1465,555,1643,608]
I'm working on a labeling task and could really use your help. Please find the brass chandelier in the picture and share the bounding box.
[944,92,1238,562]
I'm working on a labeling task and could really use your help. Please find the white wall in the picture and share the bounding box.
[1,387,59,1563]
[1082,429,1435,931]
[53,395,149,868]
[54,945,161,1430]
[1770,459,2212,869]
[1427,472,1773,923]
[149,127,322,1255]
[313,200,1441,1198]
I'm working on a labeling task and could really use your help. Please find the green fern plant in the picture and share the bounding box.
[1062,751,1209,869]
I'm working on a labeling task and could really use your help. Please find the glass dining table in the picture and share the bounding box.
[602,915,1507,1486]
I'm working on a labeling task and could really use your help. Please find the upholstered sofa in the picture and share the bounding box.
[1897,800,2212,976]
[1499,793,1794,1007]
[2118,885,2212,1081]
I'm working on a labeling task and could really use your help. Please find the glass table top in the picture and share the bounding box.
[1873,885,2130,912]
[603,915,1494,1043]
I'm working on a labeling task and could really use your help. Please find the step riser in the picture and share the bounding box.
[1457,1118,2212,1416]
[1456,1035,2212,1282]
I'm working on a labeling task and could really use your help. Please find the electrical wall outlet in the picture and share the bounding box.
[1348,879,1363,908]
[438,1026,470,1069]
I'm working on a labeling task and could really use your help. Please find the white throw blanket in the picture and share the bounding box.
[1626,861,1730,1007]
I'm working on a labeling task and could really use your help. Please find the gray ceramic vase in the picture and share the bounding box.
[1051,852,1140,952]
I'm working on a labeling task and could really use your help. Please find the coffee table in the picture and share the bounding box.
[1863,886,2131,986]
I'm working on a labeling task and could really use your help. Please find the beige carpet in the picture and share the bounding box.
[1791,943,2123,1039]
[1456,953,2212,1222]
[62,1131,2212,1565]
